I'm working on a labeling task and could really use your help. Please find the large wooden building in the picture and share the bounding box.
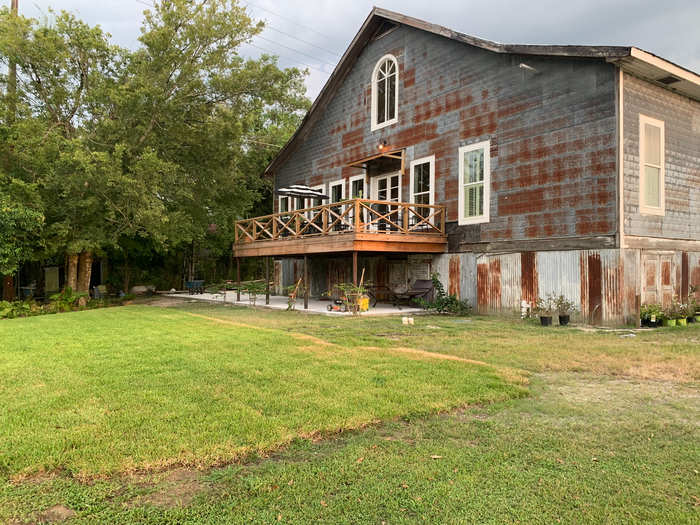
[234,7,700,324]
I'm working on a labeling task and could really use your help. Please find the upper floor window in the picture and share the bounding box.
[458,140,491,225]
[639,114,665,216]
[371,54,399,131]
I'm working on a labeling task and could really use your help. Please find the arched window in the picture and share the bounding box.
[371,54,398,130]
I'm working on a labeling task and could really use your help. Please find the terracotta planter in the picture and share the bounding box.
[558,314,570,326]
[539,316,553,326]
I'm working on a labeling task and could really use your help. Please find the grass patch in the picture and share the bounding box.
[0,306,522,479]
[176,302,700,382]
[1,301,698,523]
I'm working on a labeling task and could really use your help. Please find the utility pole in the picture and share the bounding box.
[3,0,18,301]
[7,0,17,123]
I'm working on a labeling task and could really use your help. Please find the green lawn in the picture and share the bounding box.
[1,302,698,523]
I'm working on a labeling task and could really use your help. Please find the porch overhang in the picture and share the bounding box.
[233,231,447,258]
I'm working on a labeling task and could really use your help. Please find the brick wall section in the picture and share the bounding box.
[623,73,700,241]
[274,25,619,248]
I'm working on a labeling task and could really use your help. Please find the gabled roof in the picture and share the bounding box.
[266,6,700,175]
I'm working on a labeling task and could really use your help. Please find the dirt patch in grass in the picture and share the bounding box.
[126,469,206,509]
[33,504,76,523]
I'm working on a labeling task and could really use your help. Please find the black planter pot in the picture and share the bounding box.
[688,316,697,324]
[539,316,553,326]
[559,314,570,326]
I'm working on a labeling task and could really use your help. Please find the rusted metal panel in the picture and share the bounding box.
[497,253,521,311]
[536,251,581,307]
[448,255,460,297]
[681,252,689,300]
[691,252,700,299]
[477,262,489,312]
[520,251,537,306]
[600,250,624,322]
[587,252,603,324]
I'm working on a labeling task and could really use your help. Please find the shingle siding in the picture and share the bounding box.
[274,25,619,249]
[623,72,700,241]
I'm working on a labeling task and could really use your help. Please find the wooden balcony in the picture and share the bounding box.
[233,199,448,257]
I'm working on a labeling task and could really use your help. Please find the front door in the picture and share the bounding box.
[372,172,401,230]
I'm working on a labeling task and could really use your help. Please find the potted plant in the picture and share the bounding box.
[554,295,576,326]
[640,303,662,327]
[677,303,689,327]
[534,295,556,326]
[689,286,699,323]
[662,300,681,327]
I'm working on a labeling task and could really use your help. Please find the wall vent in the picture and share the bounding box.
[657,75,680,85]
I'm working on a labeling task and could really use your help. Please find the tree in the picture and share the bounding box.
[0,0,309,294]
[0,177,43,276]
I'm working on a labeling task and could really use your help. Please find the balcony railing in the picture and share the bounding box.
[234,199,446,244]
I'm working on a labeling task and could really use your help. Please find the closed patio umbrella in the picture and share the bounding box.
[275,185,329,200]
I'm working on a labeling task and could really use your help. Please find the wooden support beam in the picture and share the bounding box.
[303,255,309,310]
[236,257,241,302]
[265,257,270,305]
[352,251,358,286]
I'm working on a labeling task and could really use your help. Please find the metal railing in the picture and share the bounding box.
[234,199,446,244]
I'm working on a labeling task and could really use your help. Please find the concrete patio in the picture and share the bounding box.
[164,292,423,316]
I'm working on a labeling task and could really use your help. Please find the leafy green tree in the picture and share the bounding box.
[0,0,308,292]
[0,177,43,275]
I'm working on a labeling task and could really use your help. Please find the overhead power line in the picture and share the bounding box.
[254,34,337,69]
[244,1,337,42]
[244,42,331,76]
[265,24,341,59]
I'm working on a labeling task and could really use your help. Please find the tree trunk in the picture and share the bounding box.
[77,251,93,306]
[66,254,79,292]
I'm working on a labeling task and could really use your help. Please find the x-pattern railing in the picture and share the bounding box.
[235,199,446,244]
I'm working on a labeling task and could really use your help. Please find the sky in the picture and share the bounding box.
[17,0,700,100]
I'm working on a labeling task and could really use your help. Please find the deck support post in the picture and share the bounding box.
[265,257,270,305]
[303,255,309,310]
[352,251,358,286]
[236,257,241,302]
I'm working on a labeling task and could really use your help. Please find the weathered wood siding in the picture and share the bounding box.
[274,24,619,249]
[622,73,700,241]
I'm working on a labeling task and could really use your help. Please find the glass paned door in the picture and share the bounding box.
[373,173,401,231]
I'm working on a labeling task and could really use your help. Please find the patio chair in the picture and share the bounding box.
[391,279,434,308]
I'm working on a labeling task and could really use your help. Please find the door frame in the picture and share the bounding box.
[371,171,402,202]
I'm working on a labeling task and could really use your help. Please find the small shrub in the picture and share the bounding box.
[417,273,472,315]
[640,303,663,324]
[533,295,556,317]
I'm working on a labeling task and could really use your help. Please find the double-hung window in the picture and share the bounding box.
[458,140,491,225]
[639,114,665,216]
[371,55,398,131]
[410,155,435,225]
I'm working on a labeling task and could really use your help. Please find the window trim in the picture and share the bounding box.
[329,178,346,202]
[370,54,399,132]
[458,140,491,225]
[349,174,367,199]
[638,114,665,216]
[409,155,435,206]
[278,195,290,214]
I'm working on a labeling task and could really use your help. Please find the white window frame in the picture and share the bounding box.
[329,178,346,202]
[371,54,399,132]
[638,114,665,216]
[409,155,435,206]
[458,140,491,225]
[278,195,290,214]
[349,174,367,199]
[371,171,402,202]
